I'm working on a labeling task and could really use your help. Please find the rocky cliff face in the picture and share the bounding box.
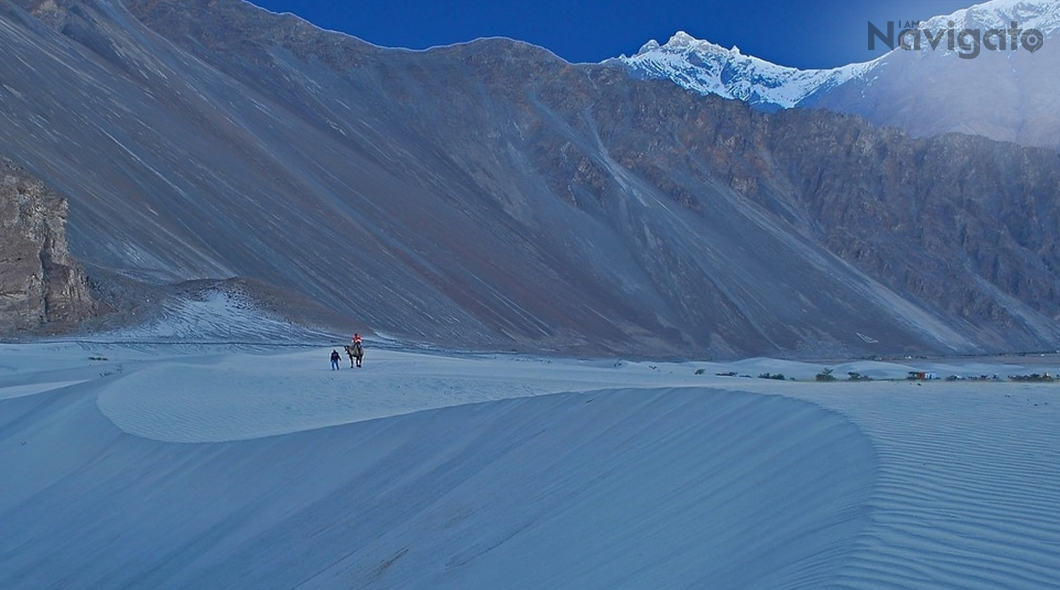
[0,156,96,333]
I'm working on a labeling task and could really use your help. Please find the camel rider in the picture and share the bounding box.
[352,333,363,347]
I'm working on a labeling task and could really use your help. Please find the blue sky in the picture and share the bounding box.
[247,0,979,69]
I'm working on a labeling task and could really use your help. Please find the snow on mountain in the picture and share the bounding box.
[613,31,875,110]
[887,0,1060,60]
[614,0,1059,111]
[927,0,1060,35]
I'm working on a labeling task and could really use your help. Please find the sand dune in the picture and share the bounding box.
[800,384,1060,589]
[1,343,1058,588]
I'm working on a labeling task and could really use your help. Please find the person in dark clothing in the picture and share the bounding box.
[330,349,341,370]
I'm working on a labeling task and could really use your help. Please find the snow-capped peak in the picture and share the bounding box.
[637,39,661,54]
[612,31,872,109]
[630,31,735,58]
[928,0,1060,34]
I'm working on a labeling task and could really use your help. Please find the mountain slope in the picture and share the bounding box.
[1,0,1059,357]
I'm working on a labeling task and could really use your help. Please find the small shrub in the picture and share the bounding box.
[758,372,786,380]
[1010,373,1056,382]
[815,368,837,382]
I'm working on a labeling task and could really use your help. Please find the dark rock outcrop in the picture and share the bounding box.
[0,156,96,333]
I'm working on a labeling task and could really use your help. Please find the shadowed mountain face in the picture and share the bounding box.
[801,36,1060,151]
[1,0,1059,357]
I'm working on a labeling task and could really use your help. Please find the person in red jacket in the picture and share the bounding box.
[347,333,365,368]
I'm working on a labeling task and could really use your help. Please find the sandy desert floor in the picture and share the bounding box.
[1,341,1058,589]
